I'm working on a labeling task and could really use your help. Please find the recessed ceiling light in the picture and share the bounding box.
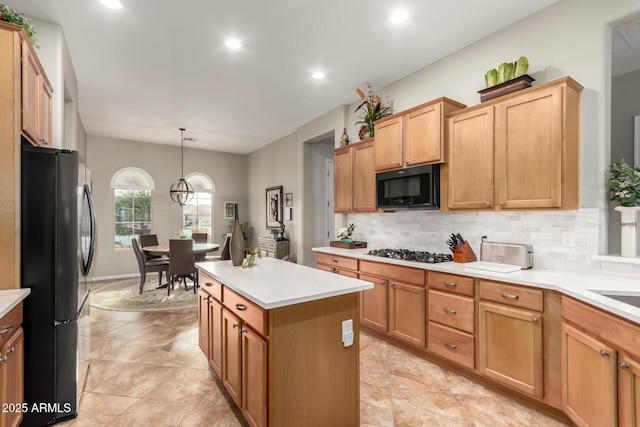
[224,38,242,50]
[389,9,409,25]
[311,71,326,80]
[98,0,123,9]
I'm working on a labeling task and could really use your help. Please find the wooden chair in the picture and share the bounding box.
[132,238,169,294]
[191,232,208,243]
[168,239,198,295]
[139,234,166,261]
[206,234,231,261]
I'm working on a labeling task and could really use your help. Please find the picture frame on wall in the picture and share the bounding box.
[285,193,293,206]
[266,186,283,228]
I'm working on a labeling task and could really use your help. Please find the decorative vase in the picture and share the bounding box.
[230,208,245,266]
[340,238,353,243]
[615,206,640,257]
[358,125,369,140]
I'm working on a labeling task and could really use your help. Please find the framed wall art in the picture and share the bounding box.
[266,185,283,228]
[285,193,293,206]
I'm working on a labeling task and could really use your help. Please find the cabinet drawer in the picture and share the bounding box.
[429,272,474,296]
[223,288,266,336]
[199,272,222,301]
[360,260,424,286]
[258,238,276,250]
[316,253,358,271]
[429,290,474,333]
[428,322,474,370]
[479,280,543,311]
[0,304,23,348]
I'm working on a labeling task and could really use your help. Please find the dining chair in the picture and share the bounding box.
[132,238,169,294]
[191,232,208,243]
[168,239,199,295]
[139,234,166,261]
[206,234,231,261]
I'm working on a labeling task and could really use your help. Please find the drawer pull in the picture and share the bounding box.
[600,349,610,357]
[238,328,247,335]
[377,280,389,286]
[621,362,630,370]
[0,325,14,335]
[205,282,213,287]
[332,259,339,263]
[235,304,247,311]
[531,317,538,323]
[443,308,457,315]
[443,281,457,287]
[443,342,458,349]
[500,293,519,300]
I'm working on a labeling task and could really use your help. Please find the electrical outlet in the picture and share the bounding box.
[562,231,575,247]
[342,319,354,347]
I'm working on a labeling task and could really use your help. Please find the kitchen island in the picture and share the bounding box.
[196,258,372,427]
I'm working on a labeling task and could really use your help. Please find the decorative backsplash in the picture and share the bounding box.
[346,208,640,279]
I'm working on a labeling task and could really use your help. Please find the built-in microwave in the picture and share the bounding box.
[376,164,440,210]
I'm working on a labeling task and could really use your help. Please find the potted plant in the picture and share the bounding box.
[608,159,640,257]
[0,5,37,43]
[354,83,394,139]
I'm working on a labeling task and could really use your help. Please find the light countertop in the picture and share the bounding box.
[196,257,373,310]
[0,289,30,318]
[313,246,640,324]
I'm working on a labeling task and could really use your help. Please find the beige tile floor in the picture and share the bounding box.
[58,300,570,426]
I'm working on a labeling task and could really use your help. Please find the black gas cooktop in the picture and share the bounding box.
[367,248,453,264]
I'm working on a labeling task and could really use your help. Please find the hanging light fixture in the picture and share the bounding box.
[169,127,194,206]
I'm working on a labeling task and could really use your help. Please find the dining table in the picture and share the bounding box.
[143,242,220,259]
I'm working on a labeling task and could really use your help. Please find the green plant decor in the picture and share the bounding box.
[337,223,355,242]
[354,83,394,138]
[0,5,37,43]
[242,247,261,268]
[608,159,640,207]
[484,56,529,88]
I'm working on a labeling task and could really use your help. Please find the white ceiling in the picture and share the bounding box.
[8,0,559,154]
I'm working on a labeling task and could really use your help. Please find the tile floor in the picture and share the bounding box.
[58,298,570,426]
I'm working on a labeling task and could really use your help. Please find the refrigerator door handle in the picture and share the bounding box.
[54,319,74,326]
[80,184,96,276]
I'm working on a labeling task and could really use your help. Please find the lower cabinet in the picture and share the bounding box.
[242,326,268,427]
[388,281,426,347]
[208,297,223,377]
[0,304,24,427]
[198,288,210,355]
[222,308,243,407]
[358,273,388,333]
[561,295,640,427]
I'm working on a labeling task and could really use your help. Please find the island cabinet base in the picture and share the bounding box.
[269,293,360,427]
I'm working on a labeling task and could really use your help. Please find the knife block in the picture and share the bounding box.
[452,241,477,263]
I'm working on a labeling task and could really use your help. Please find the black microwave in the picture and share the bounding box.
[376,164,440,210]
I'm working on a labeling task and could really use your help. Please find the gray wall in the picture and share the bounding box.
[88,137,247,278]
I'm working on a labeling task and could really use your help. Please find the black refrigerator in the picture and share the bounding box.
[20,142,96,426]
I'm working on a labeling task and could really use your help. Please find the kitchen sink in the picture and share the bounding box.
[592,291,640,309]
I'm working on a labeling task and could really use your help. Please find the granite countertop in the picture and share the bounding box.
[0,289,30,318]
[196,257,373,310]
[313,246,640,324]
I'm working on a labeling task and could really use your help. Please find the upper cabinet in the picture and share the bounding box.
[441,77,582,211]
[21,38,53,147]
[373,97,466,172]
[334,139,377,213]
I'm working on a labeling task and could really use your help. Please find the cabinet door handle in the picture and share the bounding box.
[621,362,630,370]
[235,304,247,311]
[443,281,457,287]
[232,323,239,329]
[239,329,247,335]
[600,349,610,357]
[390,283,396,288]
[396,162,401,166]
[443,342,458,349]
[500,293,519,300]
[531,317,539,323]
[0,325,14,335]
[443,308,457,315]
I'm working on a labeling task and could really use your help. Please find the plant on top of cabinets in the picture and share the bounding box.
[373,97,466,172]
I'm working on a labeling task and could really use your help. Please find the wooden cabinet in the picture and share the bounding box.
[208,297,223,377]
[222,308,243,406]
[316,252,359,278]
[22,39,53,147]
[333,139,376,213]
[561,296,640,427]
[428,272,475,370]
[198,288,210,355]
[561,322,617,427]
[374,98,466,171]
[358,272,388,333]
[442,77,582,211]
[199,273,223,376]
[257,237,289,259]
[0,304,24,427]
[360,260,426,348]
[241,326,267,427]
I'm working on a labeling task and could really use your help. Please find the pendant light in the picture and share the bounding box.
[169,127,194,206]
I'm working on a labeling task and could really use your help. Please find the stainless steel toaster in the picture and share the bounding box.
[480,241,533,269]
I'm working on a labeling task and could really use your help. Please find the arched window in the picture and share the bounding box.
[184,173,215,242]
[111,167,154,248]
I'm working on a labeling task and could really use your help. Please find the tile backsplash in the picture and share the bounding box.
[346,208,640,279]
